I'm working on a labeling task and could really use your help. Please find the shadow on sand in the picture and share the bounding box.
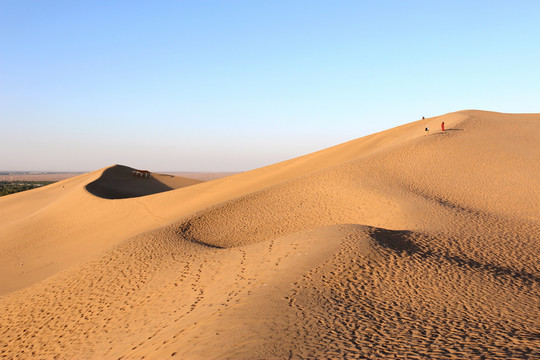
[369,227,539,285]
[86,165,174,199]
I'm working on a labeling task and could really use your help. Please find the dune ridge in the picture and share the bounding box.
[0,110,538,359]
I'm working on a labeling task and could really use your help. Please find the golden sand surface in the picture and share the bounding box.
[163,172,239,181]
[0,110,538,359]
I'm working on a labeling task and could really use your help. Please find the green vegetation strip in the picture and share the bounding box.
[0,181,55,197]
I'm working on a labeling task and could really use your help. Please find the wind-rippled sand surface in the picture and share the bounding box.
[0,110,538,359]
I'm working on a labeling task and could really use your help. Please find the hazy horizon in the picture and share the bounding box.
[2,1,539,172]
[0,168,240,173]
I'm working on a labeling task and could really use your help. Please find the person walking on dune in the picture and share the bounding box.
[441,121,445,131]
[423,117,429,135]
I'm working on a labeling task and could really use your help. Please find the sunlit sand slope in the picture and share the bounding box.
[0,110,538,359]
[0,112,465,295]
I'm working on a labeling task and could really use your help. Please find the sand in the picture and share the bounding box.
[0,110,538,359]
[163,172,239,181]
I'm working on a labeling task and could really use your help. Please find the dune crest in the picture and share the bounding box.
[0,110,538,359]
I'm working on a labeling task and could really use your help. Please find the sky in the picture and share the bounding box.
[1,0,539,172]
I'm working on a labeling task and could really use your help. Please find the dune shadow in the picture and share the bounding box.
[86,165,175,199]
[368,228,418,254]
[369,227,539,285]
[177,221,225,249]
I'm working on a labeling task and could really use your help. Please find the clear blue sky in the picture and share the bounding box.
[1,0,539,171]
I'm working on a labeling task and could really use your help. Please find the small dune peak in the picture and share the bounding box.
[85,165,202,199]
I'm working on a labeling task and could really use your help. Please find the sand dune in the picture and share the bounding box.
[0,167,201,295]
[0,110,538,359]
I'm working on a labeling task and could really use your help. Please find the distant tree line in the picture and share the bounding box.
[0,181,55,197]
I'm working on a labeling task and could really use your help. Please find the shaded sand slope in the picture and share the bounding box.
[0,110,539,359]
[85,165,202,199]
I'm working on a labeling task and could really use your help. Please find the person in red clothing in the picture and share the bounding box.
[441,121,445,131]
